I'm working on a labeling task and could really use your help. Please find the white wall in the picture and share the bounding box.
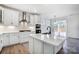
[37,4,79,18]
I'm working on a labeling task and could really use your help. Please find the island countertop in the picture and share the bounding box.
[30,34,65,46]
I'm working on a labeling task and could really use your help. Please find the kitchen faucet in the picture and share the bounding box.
[47,26,51,34]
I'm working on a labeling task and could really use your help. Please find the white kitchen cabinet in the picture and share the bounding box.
[3,8,19,26]
[33,39,43,54]
[41,18,46,26]
[44,42,54,54]
[41,19,48,33]
[41,19,51,33]
[9,33,19,45]
[2,33,10,46]
[19,32,31,43]
[34,15,41,24]
[29,38,34,54]
[46,19,51,26]
[41,17,50,26]
[30,15,34,25]
[30,14,40,25]
[29,38,43,54]
[41,25,48,33]
[22,32,31,42]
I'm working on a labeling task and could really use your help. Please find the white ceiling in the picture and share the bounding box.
[4,4,79,17]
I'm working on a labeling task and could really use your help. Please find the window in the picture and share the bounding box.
[54,19,67,39]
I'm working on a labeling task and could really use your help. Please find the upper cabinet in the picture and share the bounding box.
[3,8,20,26]
[29,14,41,26]
[41,18,51,26]
[0,6,41,27]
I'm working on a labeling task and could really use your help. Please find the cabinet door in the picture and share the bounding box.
[19,32,31,43]
[34,15,41,24]
[30,15,35,25]
[11,11,19,27]
[3,8,12,25]
[41,25,48,33]
[2,33,10,46]
[44,42,54,54]
[30,15,40,25]
[33,39,43,54]
[29,38,34,54]
[9,33,19,45]
[46,19,50,26]
[3,8,19,26]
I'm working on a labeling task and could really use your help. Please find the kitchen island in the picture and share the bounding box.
[30,34,65,54]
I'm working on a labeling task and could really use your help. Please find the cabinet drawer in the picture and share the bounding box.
[19,32,31,43]
[2,34,10,46]
[9,33,19,39]
[44,43,54,54]
[9,33,19,45]
[22,32,31,38]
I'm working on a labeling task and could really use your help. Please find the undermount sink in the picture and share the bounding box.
[42,33,51,34]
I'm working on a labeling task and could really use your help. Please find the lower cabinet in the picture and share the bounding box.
[19,32,31,43]
[29,38,63,54]
[43,42,54,54]
[29,38,44,54]
[33,39,43,54]
[0,32,32,51]
[2,33,10,46]
[29,38,54,54]
[9,33,19,45]
[29,38,34,54]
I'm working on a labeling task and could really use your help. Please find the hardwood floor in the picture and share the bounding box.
[0,43,29,54]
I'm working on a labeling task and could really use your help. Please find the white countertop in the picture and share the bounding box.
[0,31,19,35]
[30,34,65,46]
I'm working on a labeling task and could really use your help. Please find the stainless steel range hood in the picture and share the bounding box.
[19,12,28,32]
[19,12,27,23]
